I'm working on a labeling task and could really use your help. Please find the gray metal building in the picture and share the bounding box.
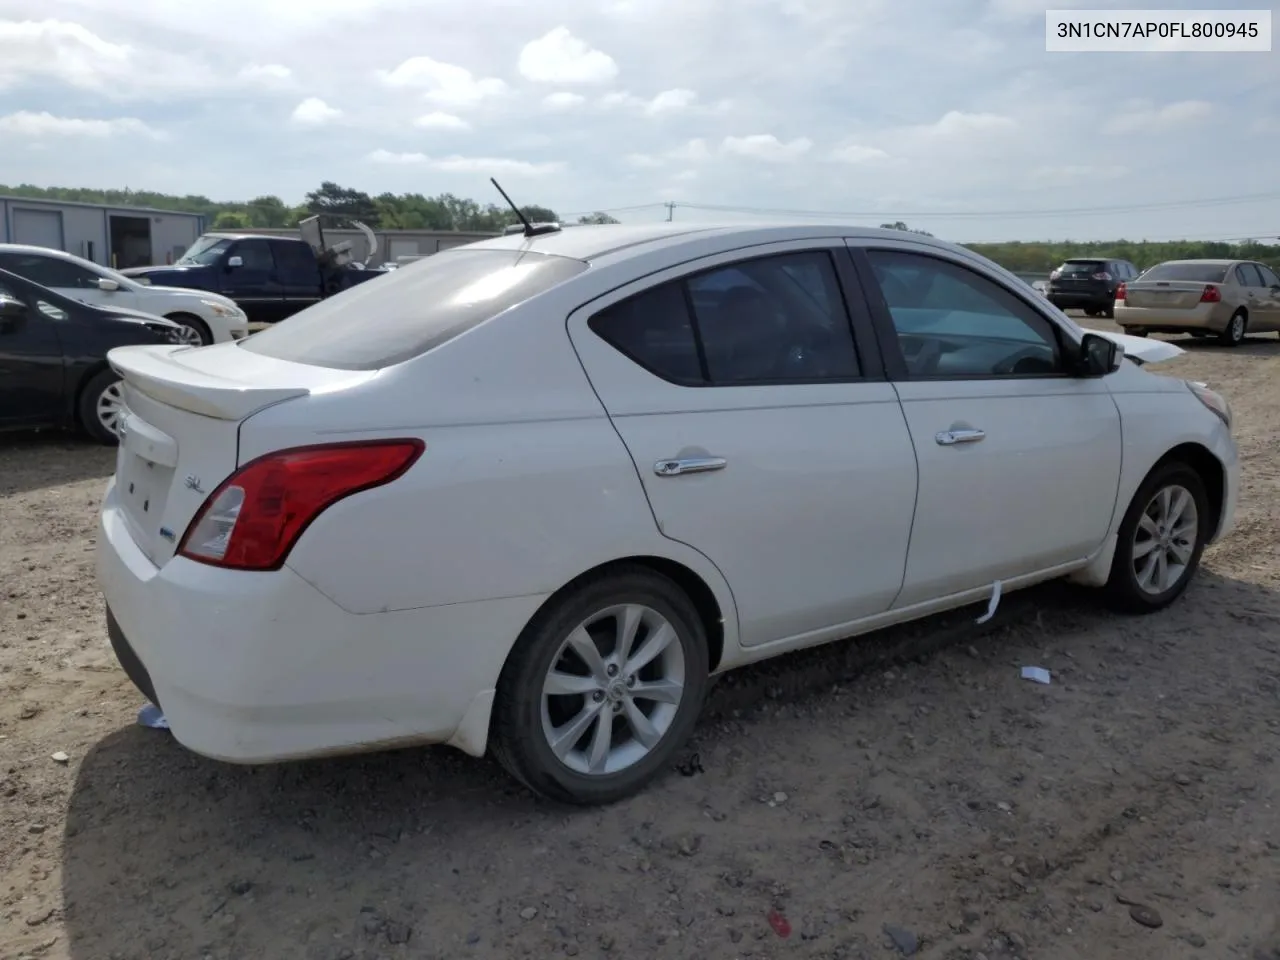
[0,195,206,270]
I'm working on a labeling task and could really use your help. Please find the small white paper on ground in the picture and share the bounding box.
[975,580,1002,624]
[137,703,170,729]
[1021,666,1052,685]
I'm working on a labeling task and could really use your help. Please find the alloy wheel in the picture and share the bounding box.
[1132,484,1199,596]
[540,603,686,776]
[96,381,125,437]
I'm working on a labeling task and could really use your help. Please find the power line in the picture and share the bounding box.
[665,191,1280,221]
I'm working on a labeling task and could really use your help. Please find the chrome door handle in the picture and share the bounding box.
[935,428,986,446]
[654,456,727,477]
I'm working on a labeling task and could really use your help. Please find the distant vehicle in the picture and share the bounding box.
[97,223,1237,804]
[118,218,388,325]
[0,267,182,443]
[1046,257,1139,318]
[0,244,248,346]
[1115,259,1280,346]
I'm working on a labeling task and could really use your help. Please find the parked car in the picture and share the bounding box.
[1115,259,1280,346]
[0,244,249,346]
[0,267,182,444]
[118,220,387,326]
[97,223,1238,804]
[1045,257,1138,317]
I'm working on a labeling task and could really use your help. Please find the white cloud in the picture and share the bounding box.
[377,56,506,108]
[518,27,618,84]
[722,134,813,161]
[1029,164,1128,186]
[290,97,342,126]
[238,63,292,85]
[1106,99,1212,134]
[0,110,162,139]
[600,88,700,116]
[414,111,470,130]
[916,110,1016,138]
[366,150,563,176]
[542,92,586,110]
[828,143,889,164]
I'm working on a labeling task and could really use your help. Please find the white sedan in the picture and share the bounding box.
[96,223,1238,804]
[0,244,249,345]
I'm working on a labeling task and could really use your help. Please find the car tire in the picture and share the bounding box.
[1102,302,1115,319]
[1103,460,1210,614]
[165,313,213,346]
[1084,308,1099,317]
[1218,310,1246,347]
[490,565,711,805]
[78,368,125,445]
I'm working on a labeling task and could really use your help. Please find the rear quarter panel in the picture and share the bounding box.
[239,292,739,645]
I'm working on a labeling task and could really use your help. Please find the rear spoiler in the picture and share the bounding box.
[107,345,310,420]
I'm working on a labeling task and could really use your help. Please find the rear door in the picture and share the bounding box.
[269,240,324,318]
[568,241,919,648]
[220,239,283,324]
[1254,263,1280,331]
[851,241,1122,607]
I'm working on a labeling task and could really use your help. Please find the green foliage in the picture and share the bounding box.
[2,185,1274,272]
[880,221,934,237]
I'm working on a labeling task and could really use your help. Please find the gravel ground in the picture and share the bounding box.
[3,321,1279,960]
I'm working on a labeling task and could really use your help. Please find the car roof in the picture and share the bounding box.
[0,243,93,262]
[202,232,287,241]
[1155,258,1236,266]
[462,221,972,266]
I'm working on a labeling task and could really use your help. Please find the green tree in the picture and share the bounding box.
[578,212,620,225]
[212,210,252,229]
[880,221,933,237]
[304,181,381,227]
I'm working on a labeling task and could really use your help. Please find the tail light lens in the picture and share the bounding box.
[1091,271,1113,281]
[1200,285,1222,303]
[178,440,424,571]
[1115,282,1127,301]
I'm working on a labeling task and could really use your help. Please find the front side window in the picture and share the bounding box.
[866,250,1062,378]
[589,250,861,385]
[176,236,232,266]
[0,253,97,289]
[231,239,275,272]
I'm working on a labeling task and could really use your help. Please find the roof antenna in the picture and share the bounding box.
[490,177,561,238]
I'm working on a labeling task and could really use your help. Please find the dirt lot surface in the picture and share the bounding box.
[3,321,1279,960]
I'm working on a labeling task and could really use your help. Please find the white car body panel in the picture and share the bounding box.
[95,223,1240,765]
[0,243,249,343]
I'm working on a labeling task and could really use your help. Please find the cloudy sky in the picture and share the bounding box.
[0,0,1275,242]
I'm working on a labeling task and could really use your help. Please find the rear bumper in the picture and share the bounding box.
[96,480,545,763]
[1114,302,1230,331]
[1048,290,1113,309]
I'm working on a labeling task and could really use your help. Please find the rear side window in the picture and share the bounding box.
[1140,262,1229,283]
[1257,264,1280,287]
[270,240,318,277]
[240,249,588,370]
[588,251,861,385]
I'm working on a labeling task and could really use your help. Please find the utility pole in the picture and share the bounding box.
[664,202,675,222]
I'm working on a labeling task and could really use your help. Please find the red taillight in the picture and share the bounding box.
[1200,285,1221,303]
[1092,271,1113,281]
[177,440,424,571]
[1115,282,1126,301]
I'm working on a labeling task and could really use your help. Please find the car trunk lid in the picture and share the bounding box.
[1123,280,1211,310]
[106,342,378,565]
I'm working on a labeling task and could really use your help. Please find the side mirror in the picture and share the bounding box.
[0,295,26,332]
[226,255,243,270]
[97,277,120,292]
[1077,332,1121,377]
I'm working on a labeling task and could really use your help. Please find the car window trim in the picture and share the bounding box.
[846,244,1077,383]
[583,244,885,388]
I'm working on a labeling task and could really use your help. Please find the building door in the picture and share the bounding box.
[12,208,64,249]
[108,215,154,269]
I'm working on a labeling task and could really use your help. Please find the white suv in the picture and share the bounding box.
[0,244,249,345]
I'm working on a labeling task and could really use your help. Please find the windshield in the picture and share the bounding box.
[240,249,588,370]
[1139,262,1229,283]
[175,236,233,266]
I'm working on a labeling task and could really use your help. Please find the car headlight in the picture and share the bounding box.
[199,299,241,318]
[1187,380,1231,431]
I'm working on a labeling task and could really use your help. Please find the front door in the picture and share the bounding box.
[221,239,283,324]
[852,243,1123,608]
[568,242,920,648]
[0,277,64,426]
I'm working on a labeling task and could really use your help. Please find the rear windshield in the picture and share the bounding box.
[1056,261,1106,276]
[1139,263,1228,283]
[240,249,588,370]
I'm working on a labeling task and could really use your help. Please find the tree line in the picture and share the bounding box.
[2,183,1274,272]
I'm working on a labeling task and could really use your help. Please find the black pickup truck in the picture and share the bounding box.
[120,218,388,325]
